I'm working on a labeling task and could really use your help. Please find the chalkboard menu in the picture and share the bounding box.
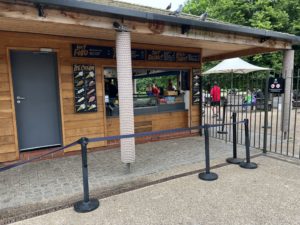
[176,52,188,62]
[176,52,200,62]
[73,64,97,113]
[164,51,176,62]
[147,50,162,61]
[188,53,200,62]
[147,50,176,62]
[72,43,200,62]
[192,69,201,105]
[131,49,146,60]
[72,44,114,59]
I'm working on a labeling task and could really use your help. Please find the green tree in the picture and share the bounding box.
[184,0,300,73]
[136,76,178,94]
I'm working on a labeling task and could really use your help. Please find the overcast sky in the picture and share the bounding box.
[118,0,187,10]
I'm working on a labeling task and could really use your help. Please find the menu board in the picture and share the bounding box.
[188,53,200,62]
[192,69,201,105]
[147,50,163,61]
[131,49,146,60]
[147,50,176,62]
[72,44,200,62]
[176,52,188,62]
[72,44,114,59]
[177,52,200,62]
[73,64,97,113]
[164,51,176,62]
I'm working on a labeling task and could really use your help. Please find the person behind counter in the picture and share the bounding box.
[167,79,177,91]
[109,83,118,99]
[105,79,118,99]
[104,79,118,116]
[146,84,153,96]
[152,83,160,96]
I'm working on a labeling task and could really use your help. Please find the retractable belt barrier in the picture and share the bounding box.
[0,118,256,213]
[88,122,245,143]
[0,141,78,172]
[226,112,243,164]
[199,117,258,183]
[0,121,245,173]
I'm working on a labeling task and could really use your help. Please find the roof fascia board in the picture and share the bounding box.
[17,0,300,44]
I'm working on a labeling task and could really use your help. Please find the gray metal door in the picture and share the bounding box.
[10,51,62,151]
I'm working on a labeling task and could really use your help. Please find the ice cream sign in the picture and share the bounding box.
[268,77,285,94]
[73,64,97,113]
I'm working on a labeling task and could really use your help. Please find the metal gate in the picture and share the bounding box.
[201,69,300,159]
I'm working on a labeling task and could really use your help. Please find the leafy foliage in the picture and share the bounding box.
[184,0,300,73]
[136,76,178,94]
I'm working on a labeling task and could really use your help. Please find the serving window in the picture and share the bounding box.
[104,68,190,117]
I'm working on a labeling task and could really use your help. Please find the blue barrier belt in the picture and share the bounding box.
[89,121,245,143]
[0,141,78,172]
[89,125,201,143]
[0,120,245,172]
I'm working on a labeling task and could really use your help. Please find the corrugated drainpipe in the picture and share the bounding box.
[115,31,136,166]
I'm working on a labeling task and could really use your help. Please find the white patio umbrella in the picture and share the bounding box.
[202,57,271,89]
[202,57,273,129]
[203,57,271,74]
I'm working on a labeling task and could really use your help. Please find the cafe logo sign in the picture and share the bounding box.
[72,44,115,58]
[73,45,89,57]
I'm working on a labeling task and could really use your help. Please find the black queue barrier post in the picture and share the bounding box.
[240,119,258,169]
[226,112,243,164]
[199,124,218,181]
[217,102,228,134]
[74,137,100,213]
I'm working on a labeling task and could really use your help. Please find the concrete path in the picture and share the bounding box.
[11,155,300,225]
[0,136,260,224]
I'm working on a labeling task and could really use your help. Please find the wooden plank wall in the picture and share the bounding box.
[190,103,201,128]
[0,30,201,162]
[107,111,189,145]
[0,45,17,162]
[0,31,112,161]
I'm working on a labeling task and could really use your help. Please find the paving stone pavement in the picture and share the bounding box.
[11,156,300,225]
[0,136,260,223]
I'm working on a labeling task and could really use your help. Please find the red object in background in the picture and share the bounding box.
[210,85,221,102]
[160,98,167,103]
[152,86,160,96]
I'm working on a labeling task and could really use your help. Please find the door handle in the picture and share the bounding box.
[17,96,25,100]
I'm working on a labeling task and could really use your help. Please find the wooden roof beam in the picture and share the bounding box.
[0,2,292,51]
[202,47,278,62]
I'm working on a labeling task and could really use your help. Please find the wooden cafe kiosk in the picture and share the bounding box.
[0,0,299,163]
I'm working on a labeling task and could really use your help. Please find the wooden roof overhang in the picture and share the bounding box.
[0,0,299,62]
